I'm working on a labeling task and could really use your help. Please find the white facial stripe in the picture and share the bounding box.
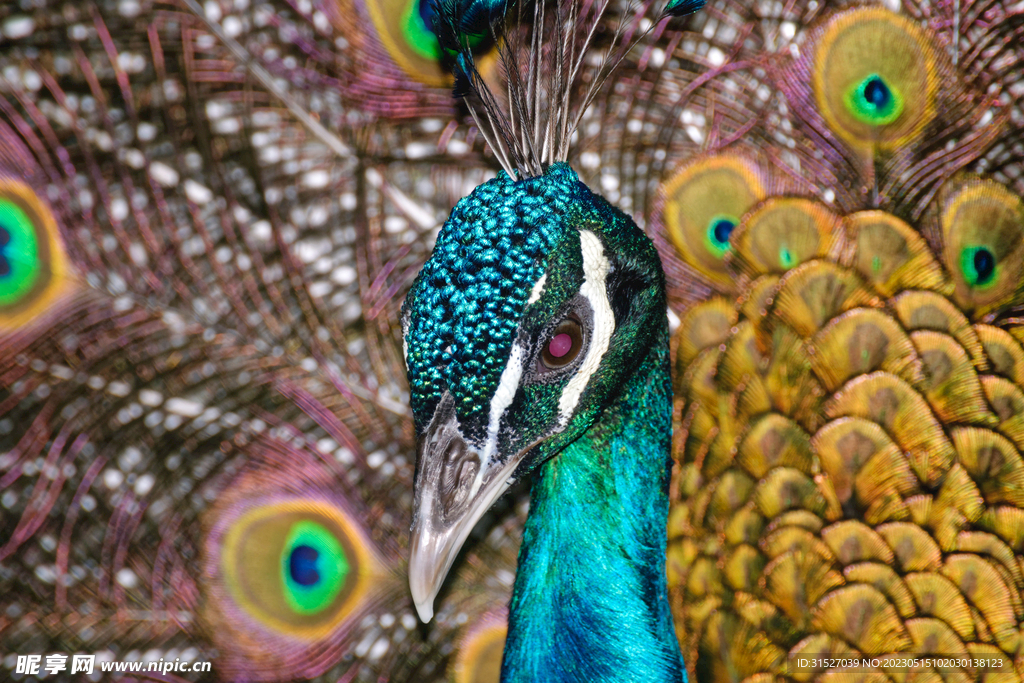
[527,272,547,305]
[478,342,526,489]
[401,313,411,367]
[558,230,614,425]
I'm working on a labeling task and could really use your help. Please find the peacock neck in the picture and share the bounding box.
[500,323,684,683]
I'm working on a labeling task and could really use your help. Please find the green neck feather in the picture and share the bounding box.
[500,322,686,683]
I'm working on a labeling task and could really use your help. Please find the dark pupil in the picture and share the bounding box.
[712,219,735,245]
[974,248,996,284]
[0,226,10,277]
[863,76,891,110]
[289,545,321,587]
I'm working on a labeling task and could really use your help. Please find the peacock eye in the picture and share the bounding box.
[541,318,584,369]
[0,191,48,304]
[402,0,447,62]
[0,179,72,328]
[214,500,366,632]
[937,176,1024,316]
[353,0,497,89]
[658,153,766,293]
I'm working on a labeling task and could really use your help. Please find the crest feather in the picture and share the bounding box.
[434,0,706,177]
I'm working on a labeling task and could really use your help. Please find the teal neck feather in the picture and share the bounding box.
[500,322,685,683]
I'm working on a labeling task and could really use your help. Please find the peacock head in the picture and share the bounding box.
[403,163,666,621]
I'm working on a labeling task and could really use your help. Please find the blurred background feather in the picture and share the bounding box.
[0,0,1022,681]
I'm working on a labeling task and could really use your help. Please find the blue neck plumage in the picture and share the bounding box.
[500,322,685,683]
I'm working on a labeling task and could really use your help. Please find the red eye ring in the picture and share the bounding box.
[541,319,584,369]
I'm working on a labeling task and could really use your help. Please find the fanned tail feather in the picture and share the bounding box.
[655,2,1024,680]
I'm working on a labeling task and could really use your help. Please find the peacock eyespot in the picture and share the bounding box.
[659,153,767,292]
[960,246,997,288]
[541,318,584,369]
[844,73,903,126]
[360,0,496,88]
[0,179,72,327]
[706,216,736,255]
[401,0,445,60]
[812,7,937,152]
[938,176,1024,316]
[216,500,373,635]
[401,0,487,61]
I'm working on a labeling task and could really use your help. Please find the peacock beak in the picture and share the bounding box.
[408,392,522,622]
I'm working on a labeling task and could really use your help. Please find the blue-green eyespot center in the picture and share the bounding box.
[844,73,903,126]
[281,520,349,615]
[960,245,997,288]
[705,215,737,256]
[401,0,485,61]
[0,198,42,308]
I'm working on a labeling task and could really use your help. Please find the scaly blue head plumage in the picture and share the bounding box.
[404,164,575,439]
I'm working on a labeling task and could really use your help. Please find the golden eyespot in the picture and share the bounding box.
[215,499,377,638]
[812,7,938,153]
[0,178,73,329]
[451,610,508,683]
[200,446,398,681]
[936,176,1024,318]
[659,153,768,292]
[325,0,500,89]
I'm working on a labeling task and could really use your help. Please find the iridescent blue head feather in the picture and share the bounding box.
[405,164,577,438]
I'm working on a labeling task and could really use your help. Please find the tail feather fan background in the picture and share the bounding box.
[1,0,1023,681]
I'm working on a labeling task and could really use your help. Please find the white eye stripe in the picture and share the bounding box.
[401,310,413,368]
[557,230,614,425]
[480,232,611,459]
[527,272,547,305]
[480,341,526,472]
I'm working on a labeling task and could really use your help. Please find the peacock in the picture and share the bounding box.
[2,0,1024,681]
